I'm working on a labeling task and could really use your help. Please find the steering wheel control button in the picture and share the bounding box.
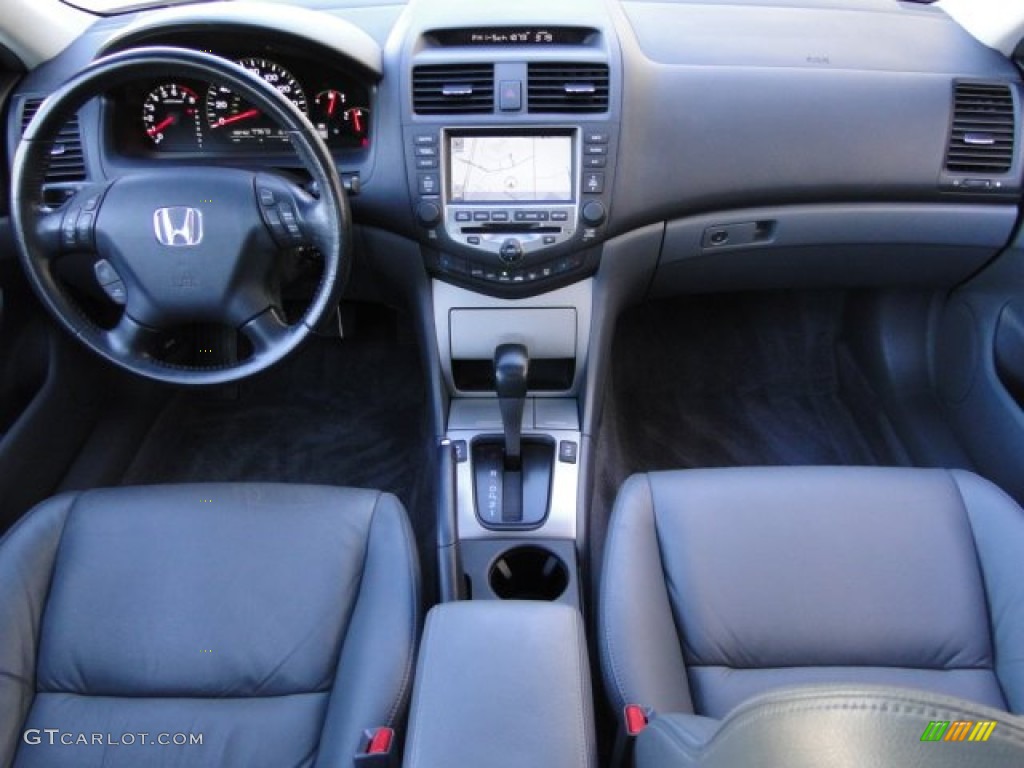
[499,238,524,264]
[103,281,127,306]
[258,188,276,206]
[62,207,81,249]
[77,212,95,245]
[93,259,120,286]
[93,259,127,305]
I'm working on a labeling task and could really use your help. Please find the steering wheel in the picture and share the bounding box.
[11,47,350,385]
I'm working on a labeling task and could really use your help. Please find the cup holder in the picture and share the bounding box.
[489,546,569,601]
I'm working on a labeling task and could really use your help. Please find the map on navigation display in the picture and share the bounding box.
[448,135,573,202]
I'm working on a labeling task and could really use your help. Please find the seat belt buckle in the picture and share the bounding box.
[354,727,396,768]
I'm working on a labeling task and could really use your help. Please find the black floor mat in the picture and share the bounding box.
[122,331,429,513]
[610,292,912,472]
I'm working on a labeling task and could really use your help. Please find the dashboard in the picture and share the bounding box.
[4,0,1024,300]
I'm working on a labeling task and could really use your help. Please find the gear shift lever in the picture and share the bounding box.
[494,343,529,470]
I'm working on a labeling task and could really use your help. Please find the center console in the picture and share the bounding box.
[398,6,622,606]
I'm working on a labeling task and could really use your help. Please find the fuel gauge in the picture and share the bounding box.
[344,106,370,145]
[311,89,369,148]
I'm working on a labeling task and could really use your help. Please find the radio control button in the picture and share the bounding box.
[418,174,439,195]
[467,236,481,245]
[585,156,607,168]
[415,146,438,157]
[585,131,609,144]
[473,211,490,221]
[414,134,437,145]
[416,158,438,169]
[455,211,472,222]
[499,238,524,264]
[584,172,605,194]
[585,145,608,155]
[543,235,557,245]
[491,211,509,222]
[551,211,569,221]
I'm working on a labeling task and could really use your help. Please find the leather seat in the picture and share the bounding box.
[0,483,420,767]
[600,467,1024,721]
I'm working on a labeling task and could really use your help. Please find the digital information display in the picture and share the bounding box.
[448,135,574,203]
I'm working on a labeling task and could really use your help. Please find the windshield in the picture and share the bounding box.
[62,0,937,15]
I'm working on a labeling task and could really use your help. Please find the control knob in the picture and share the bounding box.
[581,201,607,227]
[499,238,524,264]
[416,201,441,227]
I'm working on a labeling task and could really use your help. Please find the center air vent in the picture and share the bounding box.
[945,82,1015,175]
[527,63,609,114]
[21,97,86,183]
[413,64,494,114]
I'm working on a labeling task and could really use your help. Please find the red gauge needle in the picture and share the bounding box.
[147,116,176,136]
[327,91,338,117]
[214,108,260,128]
[352,109,363,134]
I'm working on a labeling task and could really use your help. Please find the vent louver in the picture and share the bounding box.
[21,98,86,183]
[527,63,609,113]
[945,82,1015,175]
[413,64,494,114]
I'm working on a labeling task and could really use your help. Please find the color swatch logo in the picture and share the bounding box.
[921,720,997,742]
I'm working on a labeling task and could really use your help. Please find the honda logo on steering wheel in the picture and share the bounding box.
[153,207,203,247]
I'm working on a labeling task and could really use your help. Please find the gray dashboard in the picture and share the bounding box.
[4,0,1023,296]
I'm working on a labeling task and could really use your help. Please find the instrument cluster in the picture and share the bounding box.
[116,53,371,154]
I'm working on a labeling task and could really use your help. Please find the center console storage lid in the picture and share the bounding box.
[403,601,597,768]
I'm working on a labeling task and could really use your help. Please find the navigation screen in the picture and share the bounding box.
[448,134,573,203]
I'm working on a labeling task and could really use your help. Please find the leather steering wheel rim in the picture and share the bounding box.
[10,46,350,386]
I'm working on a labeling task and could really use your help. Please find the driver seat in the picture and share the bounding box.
[0,483,420,767]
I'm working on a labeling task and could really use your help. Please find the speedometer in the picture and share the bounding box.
[206,58,307,143]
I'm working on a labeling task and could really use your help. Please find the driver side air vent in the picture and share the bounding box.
[527,63,609,113]
[413,64,494,114]
[21,97,86,182]
[945,82,1015,174]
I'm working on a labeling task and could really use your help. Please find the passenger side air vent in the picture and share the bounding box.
[527,63,609,113]
[21,97,86,182]
[945,82,1015,175]
[412,64,494,114]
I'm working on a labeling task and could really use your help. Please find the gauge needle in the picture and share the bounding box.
[327,91,338,117]
[214,108,260,128]
[352,109,363,134]
[147,116,176,136]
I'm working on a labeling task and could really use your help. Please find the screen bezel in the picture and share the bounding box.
[444,128,577,205]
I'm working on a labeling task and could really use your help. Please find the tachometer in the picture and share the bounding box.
[142,83,202,149]
[206,58,307,143]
